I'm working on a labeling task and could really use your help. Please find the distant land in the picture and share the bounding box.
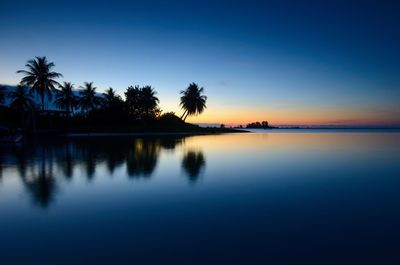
[196,122,400,130]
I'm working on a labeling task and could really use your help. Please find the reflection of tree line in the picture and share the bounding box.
[0,153,3,180]
[1,137,206,208]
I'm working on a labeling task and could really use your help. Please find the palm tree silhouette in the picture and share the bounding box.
[103,87,121,108]
[140,86,159,118]
[8,85,35,128]
[79,82,102,113]
[8,85,34,111]
[0,85,6,105]
[180,83,207,121]
[16,56,62,111]
[55,82,78,115]
[125,85,141,117]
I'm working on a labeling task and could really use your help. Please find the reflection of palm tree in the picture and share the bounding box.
[55,82,78,115]
[24,170,56,208]
[126,139,160,178]
[15,148,29,179]
[22,151,56,208]
[79,82,102,113]
[16,56,62,111]
[59,144,74,179]
[0,153,3,181]
[84,150,96,180]
[182,150,206,183]
[106,152,125,175]
[180,83,207,121]
[159,137,183,150]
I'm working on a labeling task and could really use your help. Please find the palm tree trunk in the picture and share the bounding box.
[31,108,36,133]
[183,112,189,122]
[65,105,71,131]
[20,110,25,129]
[41,90,45,112]
[180,110,187,120]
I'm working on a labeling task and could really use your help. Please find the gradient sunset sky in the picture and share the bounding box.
[1,0,399,126]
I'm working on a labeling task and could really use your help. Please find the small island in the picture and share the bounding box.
[245,121,277,129]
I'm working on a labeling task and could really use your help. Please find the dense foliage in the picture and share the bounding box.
[0,57,212,133]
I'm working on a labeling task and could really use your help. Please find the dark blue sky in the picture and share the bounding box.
[1,0,399,125]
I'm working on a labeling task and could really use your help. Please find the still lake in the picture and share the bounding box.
[1,130,400,264]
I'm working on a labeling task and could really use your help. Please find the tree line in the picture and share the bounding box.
[246,121,271,129]
[0,56,207,130]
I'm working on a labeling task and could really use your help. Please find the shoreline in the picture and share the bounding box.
[64,128,249,137]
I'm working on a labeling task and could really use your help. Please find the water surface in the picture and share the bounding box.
[1,131,399,264]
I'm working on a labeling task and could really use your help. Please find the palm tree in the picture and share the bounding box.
[78,82,102,113]
[139,86,159,118]
[55,82,78,115]
[179,83,207,121]
[103,87,120,108]
[8,85,34,111]
[125,85,141,117]
[0,85,6,105]
[16,56,63,111]
[8,85,34,128]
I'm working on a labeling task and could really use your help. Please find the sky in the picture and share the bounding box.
[1,0,399,126]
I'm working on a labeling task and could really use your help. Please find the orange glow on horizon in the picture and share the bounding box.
[181,106,400,127]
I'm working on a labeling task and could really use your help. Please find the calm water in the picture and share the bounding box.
[1,131,400,264]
